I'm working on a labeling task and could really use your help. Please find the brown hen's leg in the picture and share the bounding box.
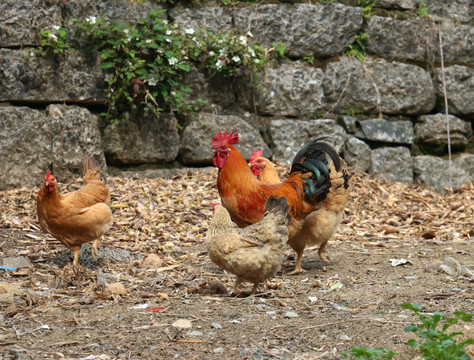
[91,239,99,262]
[318,241,330,264]
[288,251,306,275]
[72,249,81,266]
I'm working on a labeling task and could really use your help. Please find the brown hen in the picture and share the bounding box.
[37,154,113,265]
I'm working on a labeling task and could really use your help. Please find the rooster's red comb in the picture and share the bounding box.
[212,129,239,149]
[250,150,263,162]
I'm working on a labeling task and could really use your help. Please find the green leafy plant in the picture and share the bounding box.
[344,32,369,62]
[402,303,474,360]
[360,0,377,19]
[38,12,281,122]
[303,55,315,65]
[71,11,203,120]
[416,0,429,16]
[341,346,397,360]
[38,25,69,58]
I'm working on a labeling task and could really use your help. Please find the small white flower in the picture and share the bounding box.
[123,28,129,34]
[52,25,60,31]
[146,39,152,44]
[166,30,172,35]
[239,35,247,44]
[192,37,197,42]
[219,48,228,57]
[232,55,241,63]
[254,58,260,64]
[86,16,97,24]
[171,91,176,96]
[215,59,225,70]
[48,33,57,40]
[166,38,172,43]
[147,78,157,86]
[105,74,112,84]
[250,49,256,57]
[163,20,169,24]
[168,57,178,65]
[247,31,253,37]
[209,51,215,56]
[185,28,195,35]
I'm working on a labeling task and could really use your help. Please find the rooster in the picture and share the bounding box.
[212,130,350,273]
[207,196,291,295]
[37,154,113,266]
[249,147,350,268]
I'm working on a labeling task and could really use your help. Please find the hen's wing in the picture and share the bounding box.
[240,196,291,244]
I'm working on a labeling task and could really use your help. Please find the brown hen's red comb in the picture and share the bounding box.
[250,150,263,162]
[46,169,52,180]
[212,129,239,148]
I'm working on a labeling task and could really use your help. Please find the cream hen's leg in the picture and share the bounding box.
[288,250,307,275]
[91,239,100,262]
[251,282,259,295]
[318,241,330,263]
[233,277,244,295]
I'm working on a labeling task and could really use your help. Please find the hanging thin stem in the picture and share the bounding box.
[437,22,452,190]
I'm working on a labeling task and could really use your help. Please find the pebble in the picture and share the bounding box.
[213,348,225,354]
[212,322,222,329]
[404,275,418,280]
[172,319,192,329]
[3,256,32,269]
[188,331,203,336]
[332,303,347,311]
[339,334,351,340]
[285,311,298,318]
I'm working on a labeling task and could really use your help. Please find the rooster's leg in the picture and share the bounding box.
[318,241,330,264]
[288,251,306,275]
[91,239,100,262]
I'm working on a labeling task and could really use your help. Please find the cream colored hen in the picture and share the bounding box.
[207,196,291,295]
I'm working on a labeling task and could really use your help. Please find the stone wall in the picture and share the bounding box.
[0,0,473,192]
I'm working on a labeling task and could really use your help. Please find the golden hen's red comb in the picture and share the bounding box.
[250,150,263,162]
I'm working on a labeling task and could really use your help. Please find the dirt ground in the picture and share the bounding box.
[0,168,473,359]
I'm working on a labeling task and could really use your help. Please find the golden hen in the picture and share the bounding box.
[37,153,113,265]
[207,196,291,295]
[248,145,351,270]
